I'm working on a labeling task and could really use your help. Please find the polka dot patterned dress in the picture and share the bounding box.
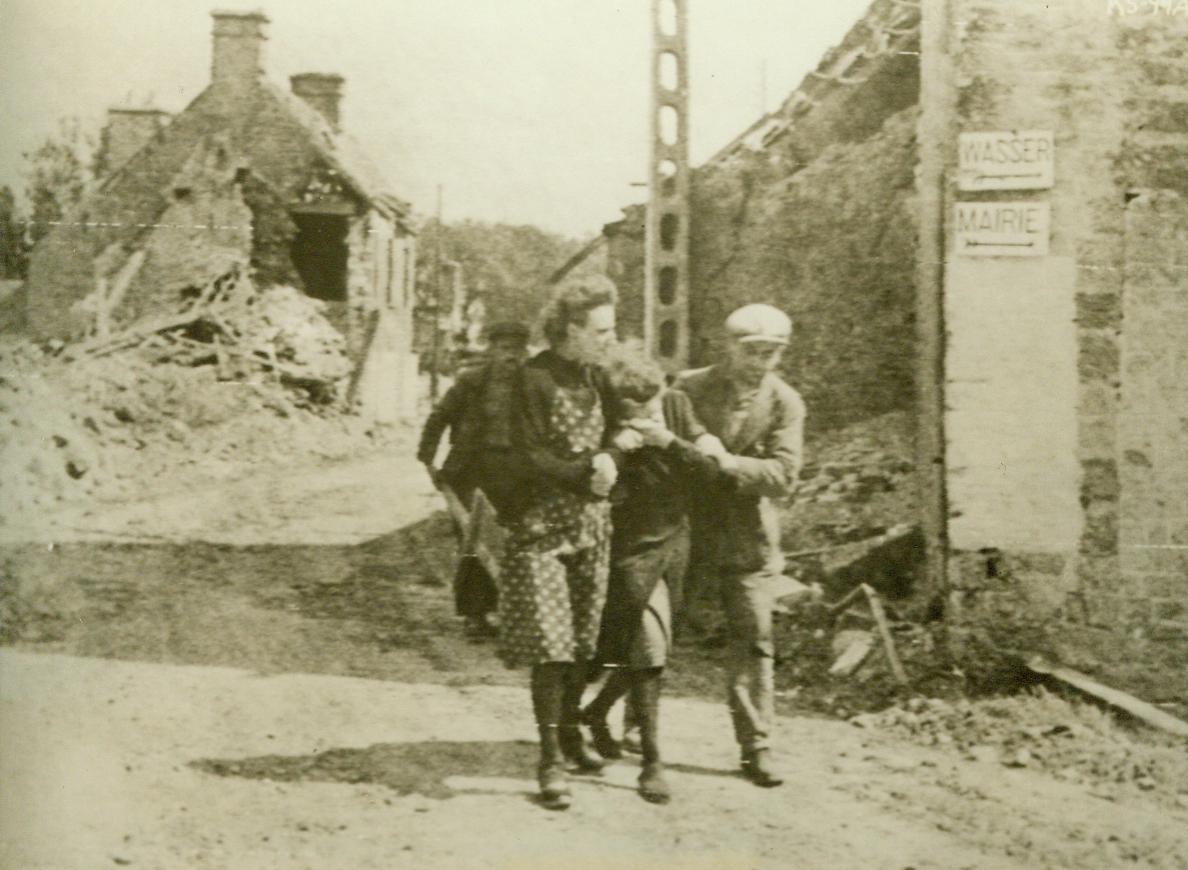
[499,384,612,668]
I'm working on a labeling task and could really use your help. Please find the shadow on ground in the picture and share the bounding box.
[0,510,733,703]
[191,740,743,803]
[192,740,540,800]
[0,512,525,687]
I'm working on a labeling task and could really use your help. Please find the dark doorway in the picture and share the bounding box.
[291,213,348,302]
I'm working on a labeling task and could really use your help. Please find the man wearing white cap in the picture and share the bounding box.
[675,303,805,787]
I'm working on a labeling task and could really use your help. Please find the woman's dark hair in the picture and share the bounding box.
[539,275,618,347]
[605,340,665,403]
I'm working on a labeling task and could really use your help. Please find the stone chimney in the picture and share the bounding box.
[98,108,170,176]
[290,73,344,128]
[211,10,269,87]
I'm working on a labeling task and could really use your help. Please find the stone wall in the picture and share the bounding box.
[685,107,919,432]
[931,0,1188,697]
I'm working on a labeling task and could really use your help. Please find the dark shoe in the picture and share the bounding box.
[580,709,623,760]
[741,749,784,788]
[537,762,572,810]
[559,725,605,773]
[638,761,671,804]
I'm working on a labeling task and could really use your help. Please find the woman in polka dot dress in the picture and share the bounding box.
[500,276,621,810]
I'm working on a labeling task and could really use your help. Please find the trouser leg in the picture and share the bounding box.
[720,568,776,753]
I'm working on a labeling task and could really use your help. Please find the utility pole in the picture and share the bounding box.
[430,183,443,402]
[644,0,691,372]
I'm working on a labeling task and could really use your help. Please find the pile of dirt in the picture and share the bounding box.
[850,690,1188,809]
[0,272,398,526]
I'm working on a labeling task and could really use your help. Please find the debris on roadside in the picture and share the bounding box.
[849,690,1188,808]
[0,268,401,527]
[781,411,924,603]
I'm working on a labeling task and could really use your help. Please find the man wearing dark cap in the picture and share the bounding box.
[418,319,531,636]
[675,303,805,788]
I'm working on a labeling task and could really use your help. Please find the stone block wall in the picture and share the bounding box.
[931,0,1188,697]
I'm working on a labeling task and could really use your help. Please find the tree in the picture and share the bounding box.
[415,219,596,332]
[23,116,97,246]
[0,186,28,280]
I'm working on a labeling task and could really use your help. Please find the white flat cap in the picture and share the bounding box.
[724,303,792,344]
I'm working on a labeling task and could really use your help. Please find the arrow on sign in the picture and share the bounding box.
[963,239,1036,249]
[973,172,1044,182]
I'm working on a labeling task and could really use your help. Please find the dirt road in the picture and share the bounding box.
[2,447,1185,869]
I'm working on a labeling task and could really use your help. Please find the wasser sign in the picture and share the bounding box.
[958,130,1054,191]
[955,202,1050,257]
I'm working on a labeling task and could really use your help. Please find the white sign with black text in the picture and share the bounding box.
[955,201,1050,257]
[958,130,1055,191]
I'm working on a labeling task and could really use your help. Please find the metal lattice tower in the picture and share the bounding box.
[644,0,690,371]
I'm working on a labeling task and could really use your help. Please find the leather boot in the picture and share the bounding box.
[537,725,571,809]
[580,669,633,760]
[741,747,784,788]
[559,726,605,773]
[531,664,572,809]
[560,662,604,773]
[634,669,671,804]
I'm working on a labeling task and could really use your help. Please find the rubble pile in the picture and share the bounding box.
[785,410,916,549]
[765,603,957,719]
[0,270,391,526]
[850,691,1188,807]
[778,410,922,599]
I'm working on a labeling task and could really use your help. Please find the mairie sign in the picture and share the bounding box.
[958,130,1054,191]
[955,201,1050,257]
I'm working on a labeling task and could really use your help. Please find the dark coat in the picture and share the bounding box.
[596,389,722,664]
[675,364,806,574]
[505,349,621,520]
[417,363,516,474]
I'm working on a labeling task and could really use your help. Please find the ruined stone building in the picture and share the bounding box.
[23,10,419,420]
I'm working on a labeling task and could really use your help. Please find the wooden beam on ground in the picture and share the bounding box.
[862,583,908,684]
[1027,656,1188,738]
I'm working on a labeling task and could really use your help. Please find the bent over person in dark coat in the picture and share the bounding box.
[579,344,730,804]
[417,320,530,636]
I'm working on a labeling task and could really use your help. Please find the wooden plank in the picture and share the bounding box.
[439,485,501,583]
[862,583,908,684]
[829,633,875,676]
[438,484,470,532]
[1027,656,1188,738]
[466,490,501,581]
[827,584,868,618]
